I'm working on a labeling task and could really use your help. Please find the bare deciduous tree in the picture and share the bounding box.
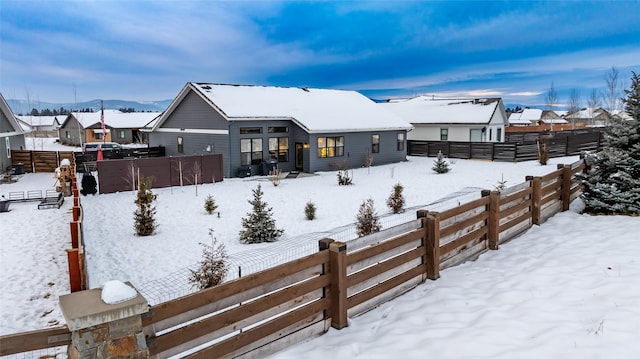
[545,82,558,131]
[603,66,621,117]
[588,89,601,126]
[568,89,581,129]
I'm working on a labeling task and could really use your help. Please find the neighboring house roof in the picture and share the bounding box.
[0,92,27,136]
[566,107,610,119]
[380,96,505,125]
[154,83,413,134]
[540,118,569,124]
[16,115,62,128]
[62,110,161,129]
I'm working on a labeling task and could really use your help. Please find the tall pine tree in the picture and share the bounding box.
[579,71,640,214]
[239,184,284,243]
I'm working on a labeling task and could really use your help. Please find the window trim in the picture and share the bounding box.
[397,133,405,151]
[440,128,448,141]
[240,138,263,165]
[269,136,289,162]
[371,134,380,153]
[317,136,345,158]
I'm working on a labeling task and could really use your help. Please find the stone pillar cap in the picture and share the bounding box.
[60,284,148,331]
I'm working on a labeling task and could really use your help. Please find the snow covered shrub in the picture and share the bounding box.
[337,168,353,185]
[269,168,282,187]
[538,136,550,165]
[386,183,405,214]
[578,71,640,215]
[304,201,317,220]
[189,229,229,290]
[204,194,218,215]
[356,198,381,237]
[134,176,157,236]
[239,184,284,243]
[432,151,450,174]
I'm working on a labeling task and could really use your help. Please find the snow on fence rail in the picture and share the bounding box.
[0,158,588,358]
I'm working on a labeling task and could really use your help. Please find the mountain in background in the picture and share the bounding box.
[5,98,173,115]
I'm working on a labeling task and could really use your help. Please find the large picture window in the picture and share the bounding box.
[317,136,344,158]
[371,134,380,153]
[241,138,263,165]
[269,137,289,162]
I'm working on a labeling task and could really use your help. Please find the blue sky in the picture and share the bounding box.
[1,0,639,108]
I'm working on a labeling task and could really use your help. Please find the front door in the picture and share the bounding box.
[295,142,304,171]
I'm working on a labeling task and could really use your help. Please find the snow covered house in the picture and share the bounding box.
[565,107,612,127]
[380,97,508,142]
[147,82,413,178]
[59,110,160,146]
[0,93,28,172]
[16,115,62,137]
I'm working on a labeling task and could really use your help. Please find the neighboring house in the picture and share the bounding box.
[508,108,541,126]
[16,115,62,137]
[0,93,28,172]
[59,110,160,146]
[380,97,508,142]
[565,107,612,127]
[148,82,413,177]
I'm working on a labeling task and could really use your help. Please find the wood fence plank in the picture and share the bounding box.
[438,196,489,220]
[347,266,423,309]
[347,247,423,289]
[0,326,71,356]
[440,211,488,238]
[440,226,488,255]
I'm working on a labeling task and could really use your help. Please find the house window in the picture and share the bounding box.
[470,129,482,142]
[118,130,126,139]
[5,138,10,158]
[268,126,288,133]
[241,138,263,165]
[240,127,262,134]
[95,132,104,140]
[497,128,502,142]
[440,128,448,141]
[317,136,344,158]
[177,136,183,153]
[65,131,70,139]
[397,133,405,151]
[269,137,289,162]
[372,134,380,153]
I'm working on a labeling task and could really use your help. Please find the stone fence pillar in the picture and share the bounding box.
[59,285,149,358]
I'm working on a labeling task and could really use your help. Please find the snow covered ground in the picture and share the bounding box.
[2,139,639,358]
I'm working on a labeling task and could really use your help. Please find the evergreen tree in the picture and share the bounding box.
[356,198,381,237]
[189,229,229,290]
[579,71,640,214]
[432,151,450,174]
[134,176,157,236]
[386,183,405,214]
[304,201,317,220]
[204,194,218,215]
[239,184,284,243]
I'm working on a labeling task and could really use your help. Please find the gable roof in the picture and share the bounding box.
[380,96,504,125]
[154,83,412,134]
[16,115,63,127]
[62,110,161,129]
[0,92,26,135]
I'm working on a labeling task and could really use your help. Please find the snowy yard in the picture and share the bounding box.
[2,145,639,357]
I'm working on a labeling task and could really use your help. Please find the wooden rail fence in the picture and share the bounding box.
[0,158,587,358]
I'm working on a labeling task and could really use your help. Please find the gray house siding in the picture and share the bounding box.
[59,117,85,146]
[1,112,26,172]
[163,91,228,130]
[149,131,231,177]
[307,130,407,173]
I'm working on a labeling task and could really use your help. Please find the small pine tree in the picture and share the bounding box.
[386,183,405,214]
[239,184,284,243]
[494,174,508,191]
[204,194,218,215]
[432,151,450,174]
[356,198,381,237]
[337,168,353,185]
[189,229,229,290]
[134,176,157,236]
[304,201,317,220]
[579,71,640,214]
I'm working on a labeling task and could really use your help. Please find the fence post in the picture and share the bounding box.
[482,190,500,250]
[559,164,572,211]
[418,210,440,280]
[329,242,348,329]
[66,249,82,292]
[318,238,335,251]
[528,175,542,225]
[59,285,149,358]
[70,221,80,249]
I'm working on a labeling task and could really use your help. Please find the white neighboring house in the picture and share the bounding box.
[16,115,62,137]
[0,93,29,172]
[380,97,508,142]
[508,108,542,126]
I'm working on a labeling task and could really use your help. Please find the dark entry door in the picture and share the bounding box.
[295,142,304,171]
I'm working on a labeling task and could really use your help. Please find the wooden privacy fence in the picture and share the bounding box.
[10,150,75,173]
[408,128,603,161]
[0,158,587,358]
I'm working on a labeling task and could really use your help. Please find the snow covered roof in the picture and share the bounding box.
[379,96,503,125]
[0,92,26,135]
[68,110,161,129]
[158,83,412,134]
[566,107,609,119]
[540,118,569,124]
[16,115,63,127]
